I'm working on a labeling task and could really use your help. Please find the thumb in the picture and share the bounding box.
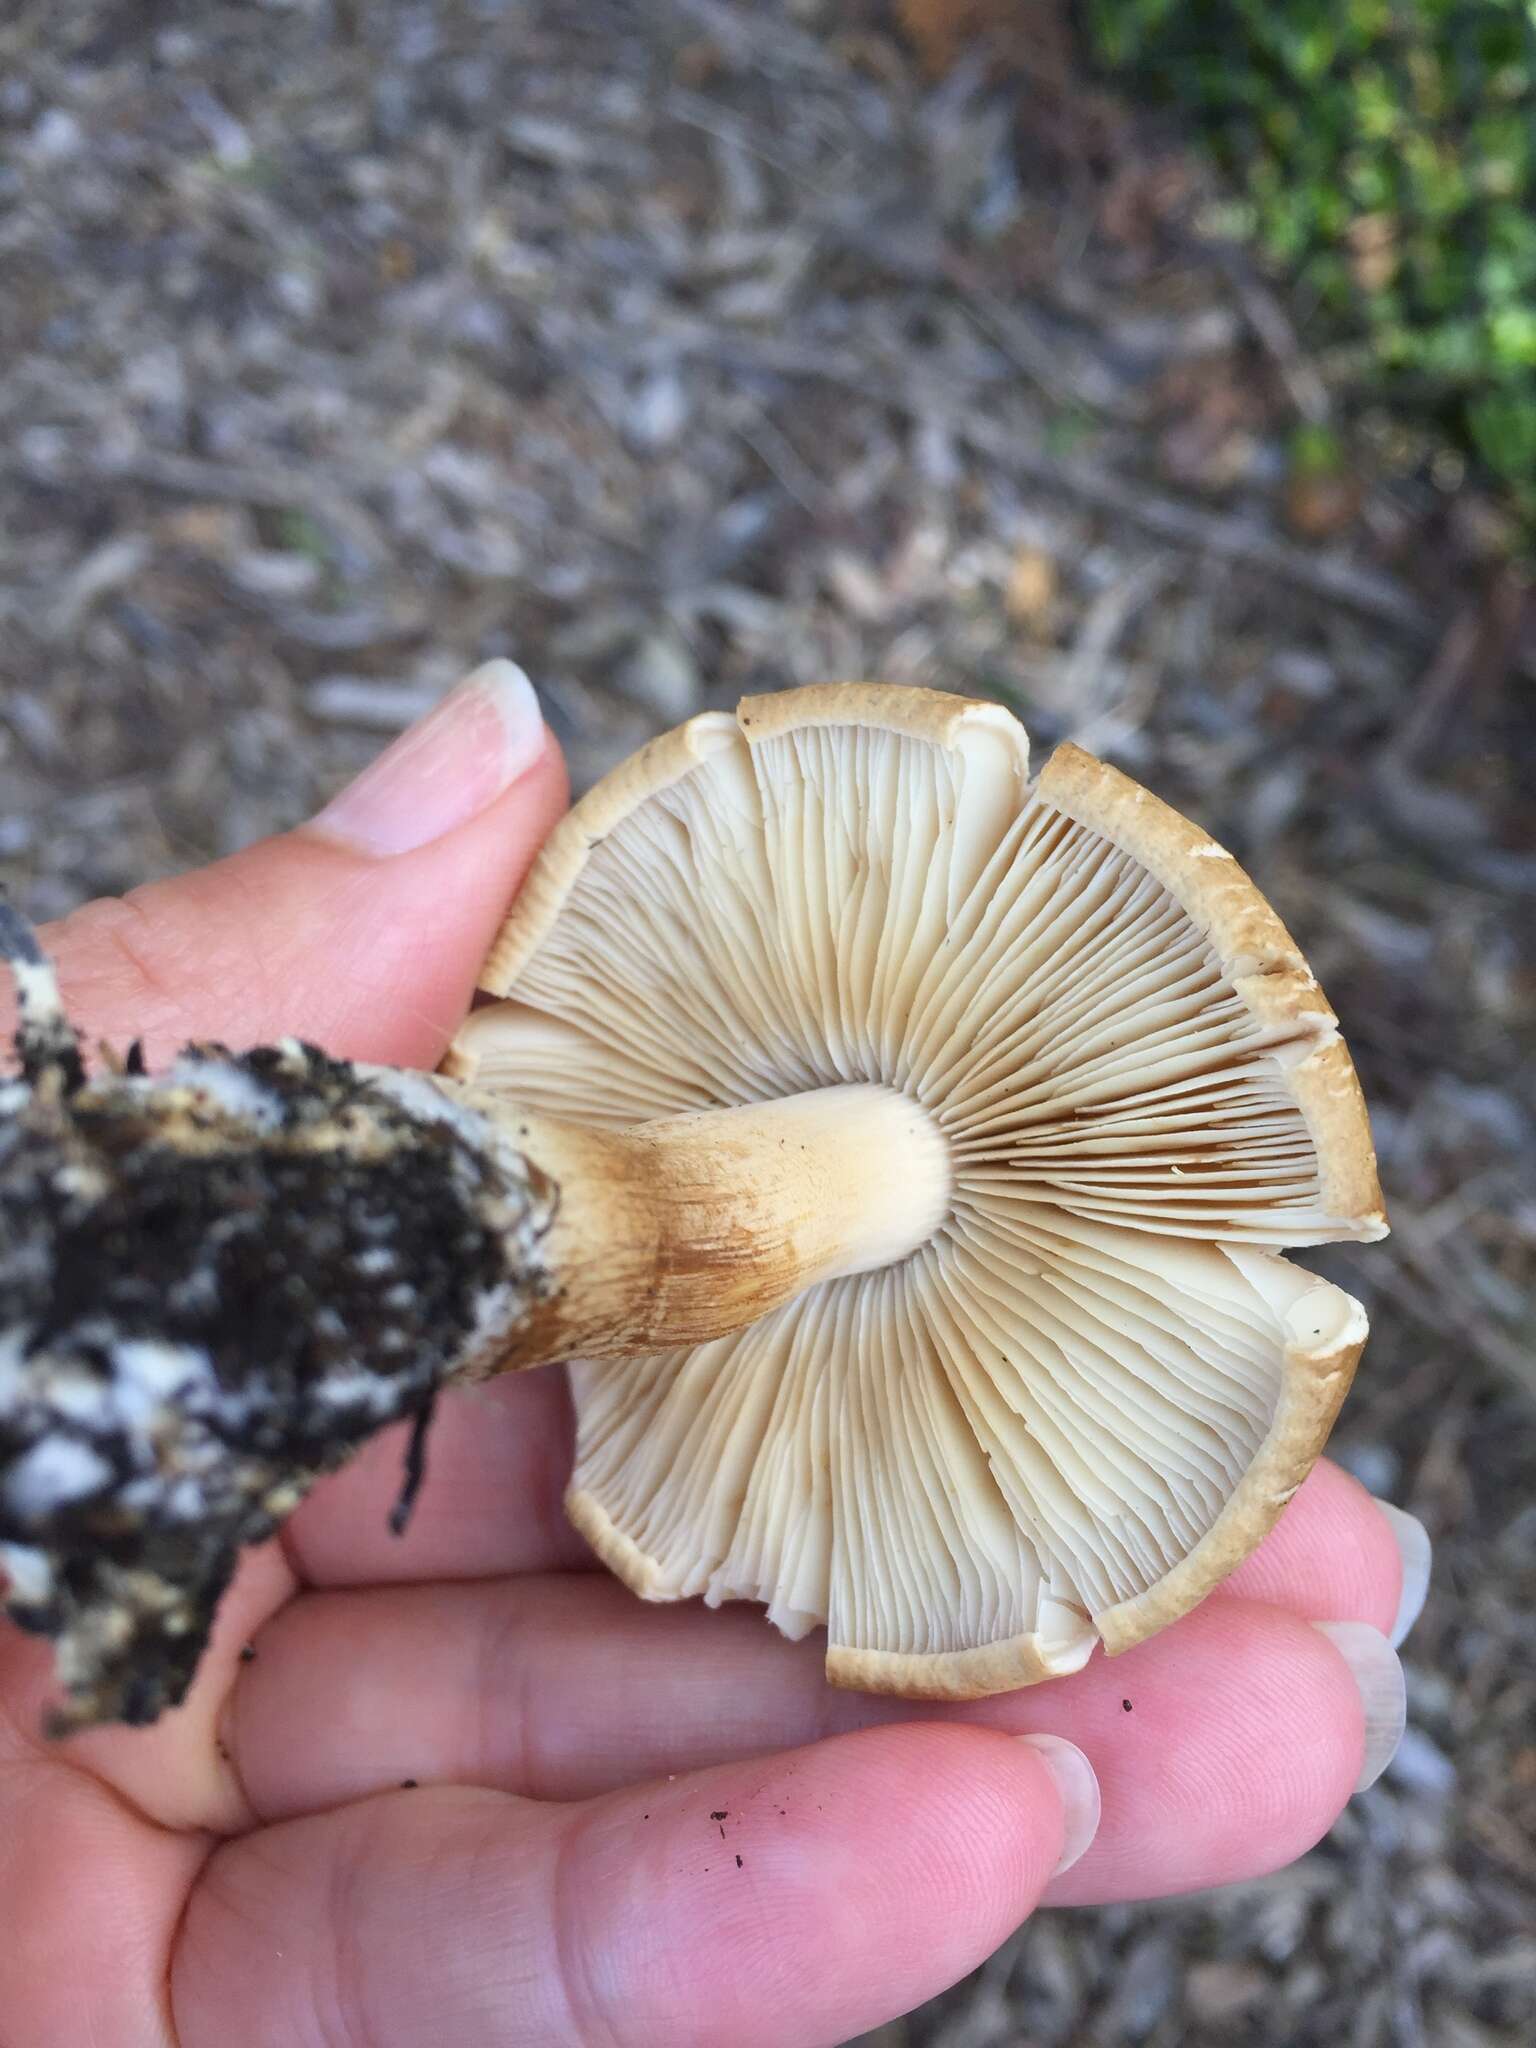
[14,662,567,1071]
[174,1724,1102,2048]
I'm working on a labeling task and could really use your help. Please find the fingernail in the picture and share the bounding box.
[1016,1733,1101,1876]
[310,660,544,857]
[1373,1499,1431,1650]
[1313,1622,1406,1793]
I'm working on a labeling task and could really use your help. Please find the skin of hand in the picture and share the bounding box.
[0,666,1425,2048]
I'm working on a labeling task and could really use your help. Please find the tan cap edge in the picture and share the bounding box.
[737,682,1029,764]
[477,710,741,996]
[464,683,1031,1019]
[825,1624,1095,1701]
[1038,741,1386,1237]
[565,1484,681,1601]
[569,1479,1100,1699]
[1093,1272,1368,1655]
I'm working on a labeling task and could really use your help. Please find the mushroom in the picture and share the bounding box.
[443,684,1387,1699]
[1,682,1385,1726]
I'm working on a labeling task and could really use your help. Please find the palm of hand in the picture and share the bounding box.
[0,726,1407,2048]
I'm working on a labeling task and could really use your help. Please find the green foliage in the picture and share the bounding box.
[1088,0,1536,536]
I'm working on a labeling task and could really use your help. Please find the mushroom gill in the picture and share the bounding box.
[449,686,1385,1697]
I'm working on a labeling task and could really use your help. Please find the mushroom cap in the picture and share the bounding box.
[446,685,1386,1697]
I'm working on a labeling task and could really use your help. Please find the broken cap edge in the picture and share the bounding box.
[737,680,1031,770]
[823,1619,1098,1702]
[565,1479,1101,1700]
[460,684,1032,1025]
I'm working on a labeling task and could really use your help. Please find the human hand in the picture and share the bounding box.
[0,667,1425,2047]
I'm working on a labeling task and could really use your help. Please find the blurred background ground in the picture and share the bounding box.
[0,3,1531,2043]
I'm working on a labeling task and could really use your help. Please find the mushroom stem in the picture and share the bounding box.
[1,910,951,1730]
[475,1082,953,1368]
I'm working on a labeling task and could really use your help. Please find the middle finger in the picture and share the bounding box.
[228,1580,1393,1909]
